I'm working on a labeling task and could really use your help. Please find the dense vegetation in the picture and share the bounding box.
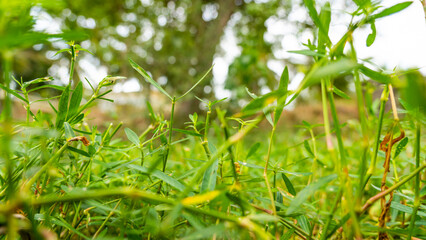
[0,0,425,239]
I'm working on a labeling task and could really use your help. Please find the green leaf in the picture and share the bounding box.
[27,84,66,93]
[394,137,408,159]
[64,122,75,139]
[200,143,219,193]
[304,140,314,157]
[55,85,70,129]
[288,50,326,57]
[68,146,91,157]
[0,83,28,103]
[282,229,295,240]
[281,173,297,196]
[295,59,357,97]
[246,142,261,159]
[173,128,203,137]
[333,87,351,99]
[67,81,83,120]
[318,1,331,52]
[21,77,53,90]
[51,217,90,240]
[359,65,391,84]
[402,71,426,116]
[366,21,376,47]
[303,0,331,45]
[129,59,172,100]
[352,0,371,9]
[286,174,337,215]
[125,128,140,146]
[390,201,426,217]
[129,164,186,191]
[372,1,413,20]
[297,215,311,234]
[145,208,160,235]
[242,89,287,114]
[274,66,289,125]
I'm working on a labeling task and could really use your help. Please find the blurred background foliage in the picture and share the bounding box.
[0,0,321,106]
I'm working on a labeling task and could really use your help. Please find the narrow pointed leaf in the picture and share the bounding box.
[0,83,28,103]
[286,174,337,215]
[125,128,140,146]
[372,1,413,20]
[129,58,172,99]
[55,85,70,129]
[359,65,391,84]
[67,81,83,119]
[281,173,297,196]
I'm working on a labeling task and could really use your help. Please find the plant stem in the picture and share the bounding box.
[362,163,426,212]
[407,122,421,239]
[69,43,76,86]
[326,78,361,237]
[162,97,176,173]
[158,97,176,192]
[349,40,370,208]
[264,126,277,217]
[320,187,343,240]
[93,199,122,239]
[365,85,389,181]
[23,143,69,192]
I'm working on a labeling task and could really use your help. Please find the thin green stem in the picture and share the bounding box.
[23,143,69,192]
[162,97,176,173]
[407,122,421,239]
[349,40,370,209]
[320,187,343,240]
[264,127,277,217]
[365,85,389,183]
[159,97,176,193]
[92,199,122,239]
[69,43,76,86]
[326,78,361,237]
[362,163,426,212]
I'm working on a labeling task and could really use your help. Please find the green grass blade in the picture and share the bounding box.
[129,58,172,100]
[200,143,219,193]
[359,65,391,84]
[372,1,413,20]
[0,83,28,103]
[64,122,75,139]
[55,85,70,129]
[125,128,140,146]
[67,81,83,120]
[129,164,186,191]
[303,0,331,45]
[286,174,337,215]
[281,173,297,196]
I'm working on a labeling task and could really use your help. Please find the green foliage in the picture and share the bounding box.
[0,1,425,239]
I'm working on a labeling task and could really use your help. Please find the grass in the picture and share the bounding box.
[0,1,425,239]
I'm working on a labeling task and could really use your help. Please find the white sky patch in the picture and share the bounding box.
[353,0,426,74]
[113,77,141,92]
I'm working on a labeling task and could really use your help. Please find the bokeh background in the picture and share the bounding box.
[1,0,426,129]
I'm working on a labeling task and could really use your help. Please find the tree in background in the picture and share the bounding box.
[2,0,314,104]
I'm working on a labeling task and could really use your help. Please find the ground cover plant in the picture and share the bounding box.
[0,0,425,239]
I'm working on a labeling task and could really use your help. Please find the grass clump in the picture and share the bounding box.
[0,1,425,239]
